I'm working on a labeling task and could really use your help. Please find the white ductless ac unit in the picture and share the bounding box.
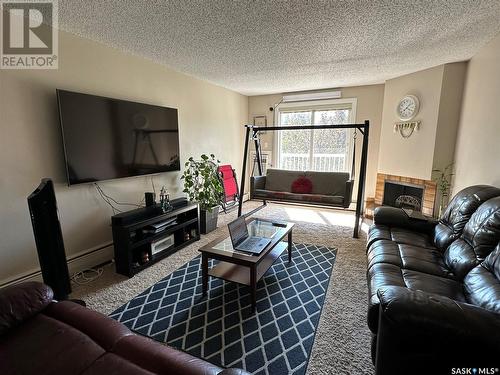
[282,90,342,103]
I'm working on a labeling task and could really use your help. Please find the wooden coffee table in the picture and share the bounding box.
[199,218,294,310]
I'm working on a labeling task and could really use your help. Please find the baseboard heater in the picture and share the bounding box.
[0,242,114,288]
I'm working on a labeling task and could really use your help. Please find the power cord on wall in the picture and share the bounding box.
[94,183,145,214]
[151,175,156,196]
[94,183,121,214]
[84,178,161,284]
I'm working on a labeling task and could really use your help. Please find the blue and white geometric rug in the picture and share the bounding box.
[110,243,337,375]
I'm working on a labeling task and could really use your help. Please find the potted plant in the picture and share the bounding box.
[181,154,223,233]
[432,163,454,217]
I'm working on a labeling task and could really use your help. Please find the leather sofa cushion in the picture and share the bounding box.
[432,222,455,250]
[43,301,132,351]
[367,263,465,332]
[81,353,155,375]
[0,313,105,375]
[114,334,223,375]
[375,286,500,373]
[367,224,391,247]
[385,228,432,248]
[433,185,500,249]
[367,240,454,279]
[42,301,230,375]
[367,224,433,249]
[0,281,53,335]
[443,197,500,279]
[463,243,500,313]
[402,269,465,301]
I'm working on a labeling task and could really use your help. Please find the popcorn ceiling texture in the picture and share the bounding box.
[59,1,500,95]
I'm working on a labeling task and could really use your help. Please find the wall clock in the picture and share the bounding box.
[396,94,420,121]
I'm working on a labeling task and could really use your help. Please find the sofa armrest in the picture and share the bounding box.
[250,176,266,198]
[343,179,354,207]
[375,286,500,374]
[113,334,245,375]
[0,282,53,335]
[373,206,437,234]
[45,301,250,375]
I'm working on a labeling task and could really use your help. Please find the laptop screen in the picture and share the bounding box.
[228,217,248,246]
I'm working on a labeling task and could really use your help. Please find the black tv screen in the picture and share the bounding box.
[57,90,180,185]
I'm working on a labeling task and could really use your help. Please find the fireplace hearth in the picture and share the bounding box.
[383,181,424,211]
[375,173,437,216]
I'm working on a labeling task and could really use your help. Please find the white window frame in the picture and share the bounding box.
[273,98,358,172]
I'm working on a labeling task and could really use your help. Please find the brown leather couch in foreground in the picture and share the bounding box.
[0,282,248,375]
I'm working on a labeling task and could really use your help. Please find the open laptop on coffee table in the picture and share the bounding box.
[227,216,271,254]
[199,217,294,310]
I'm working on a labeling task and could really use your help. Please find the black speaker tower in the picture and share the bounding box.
[27,178,71,300]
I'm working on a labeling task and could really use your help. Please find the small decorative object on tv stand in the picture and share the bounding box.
[159,186,172,212]
[112,197,199,277]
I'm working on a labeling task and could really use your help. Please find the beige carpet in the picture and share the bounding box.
[72,201,373,374]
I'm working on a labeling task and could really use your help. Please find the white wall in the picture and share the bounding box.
[433,63,467,172]
[0,31,248,285]
[377,63,466,182]
[378,65,445,180]
[453,33,500,194]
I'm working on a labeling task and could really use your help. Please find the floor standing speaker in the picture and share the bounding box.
[27,178,71,300]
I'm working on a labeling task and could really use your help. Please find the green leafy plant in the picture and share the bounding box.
[181,154,223,211]
[432,163,454,211]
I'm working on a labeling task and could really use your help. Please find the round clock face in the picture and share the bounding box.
[397,95,420,121]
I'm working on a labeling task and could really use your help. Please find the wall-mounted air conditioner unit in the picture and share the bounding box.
[282,91,342,103]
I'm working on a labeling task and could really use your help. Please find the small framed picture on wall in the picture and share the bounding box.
[253,115,267,127]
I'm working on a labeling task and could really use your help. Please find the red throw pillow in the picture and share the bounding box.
[291,177,313,194]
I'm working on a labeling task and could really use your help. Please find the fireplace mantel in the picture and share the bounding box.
[375,173,437,216]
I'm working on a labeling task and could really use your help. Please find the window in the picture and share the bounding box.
[274,99,357,172]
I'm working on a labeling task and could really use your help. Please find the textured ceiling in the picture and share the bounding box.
[59,1,500,96]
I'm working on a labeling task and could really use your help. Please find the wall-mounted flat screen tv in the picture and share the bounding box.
[57,90,180,185]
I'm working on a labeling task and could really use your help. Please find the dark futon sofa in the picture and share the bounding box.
[250,168,353,208]
[366,185,500,374]
[0,282,248,375]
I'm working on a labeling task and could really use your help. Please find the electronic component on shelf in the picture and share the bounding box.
[142,217,177,234]
[151,235,174,258]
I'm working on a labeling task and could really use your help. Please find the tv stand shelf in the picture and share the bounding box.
[112,198,200,277]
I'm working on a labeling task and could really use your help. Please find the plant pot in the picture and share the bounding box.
[200,207,219,234]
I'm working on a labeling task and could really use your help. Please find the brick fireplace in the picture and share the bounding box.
[375,173,437,216]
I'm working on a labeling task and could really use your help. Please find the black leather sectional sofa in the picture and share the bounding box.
[366,185,500,374]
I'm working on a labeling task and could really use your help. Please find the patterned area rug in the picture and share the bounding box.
[110,243,337,375]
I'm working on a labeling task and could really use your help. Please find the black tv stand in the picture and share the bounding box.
[112,198,199,277]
